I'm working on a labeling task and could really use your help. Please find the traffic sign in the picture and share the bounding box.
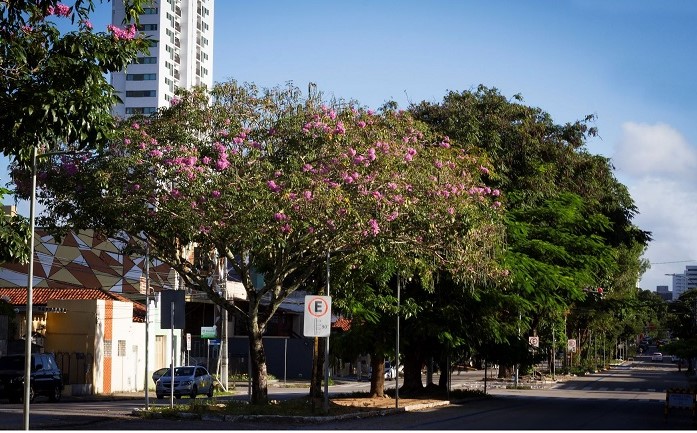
[529,336,539,348]
[303,295,331,337]
[567,339,577,352]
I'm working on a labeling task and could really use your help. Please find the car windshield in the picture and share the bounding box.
[0,356,24,370]
[161,367,195,377]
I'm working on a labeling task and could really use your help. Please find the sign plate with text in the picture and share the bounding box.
[303,295,331,337]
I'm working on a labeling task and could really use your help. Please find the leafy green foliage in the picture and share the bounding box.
[0,0,151,163]
[411,85,650,373]
[0,188,31,263]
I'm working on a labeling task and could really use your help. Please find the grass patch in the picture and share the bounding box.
[137,395,393,419]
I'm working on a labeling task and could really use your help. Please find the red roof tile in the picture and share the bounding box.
[0,287,145,322]
[332,316,351,331]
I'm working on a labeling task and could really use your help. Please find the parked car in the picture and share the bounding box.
[369,361,398,380]
[155,365,214,399]
[384,361,397,380]
[651,352,663,362]
[0,353,64,403]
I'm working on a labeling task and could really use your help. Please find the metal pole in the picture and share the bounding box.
[484,360,488,394]
[170,301,174,408]
[144,241,150,409]
[514,312,520,388]
[395,276,400,409]
[323,250,330,413]
[552,321,556,381]
[284,338,287,386]
[247,350,251,402]
[23,146,37,430]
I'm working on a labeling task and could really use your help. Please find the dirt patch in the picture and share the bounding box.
[330,396,444,409]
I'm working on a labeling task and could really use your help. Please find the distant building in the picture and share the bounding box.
[672,272,688,300]
[110,0,215,117]
[686,265,697,290]
[656,285,672,301]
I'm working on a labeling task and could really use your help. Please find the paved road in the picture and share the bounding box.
[1,359,694,430]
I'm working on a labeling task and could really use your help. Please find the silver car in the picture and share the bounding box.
[156,366,214,399]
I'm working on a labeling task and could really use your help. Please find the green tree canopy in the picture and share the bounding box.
[1,0,149,263]
[1,0,150,162]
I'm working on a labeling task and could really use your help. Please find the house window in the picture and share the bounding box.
[142,7,158,14]
[138,24,158,31]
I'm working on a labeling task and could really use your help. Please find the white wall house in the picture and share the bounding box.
[44,296,181,395]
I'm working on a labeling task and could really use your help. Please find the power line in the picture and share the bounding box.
[650,260,697,265]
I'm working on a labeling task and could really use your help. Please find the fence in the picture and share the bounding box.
[185,335,314,380]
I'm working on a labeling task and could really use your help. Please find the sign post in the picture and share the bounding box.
[186,333,191,365]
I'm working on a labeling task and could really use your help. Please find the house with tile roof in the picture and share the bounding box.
[0,287,179,396]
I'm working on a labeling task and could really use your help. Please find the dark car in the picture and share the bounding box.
[152,367,170,384]
[0,353,64,403]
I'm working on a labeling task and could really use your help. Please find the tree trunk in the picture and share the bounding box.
[248,319,268,404]
[309,337,325,398]
[369,354,386,397]
[401,351,424,394]
[498,364,513,379]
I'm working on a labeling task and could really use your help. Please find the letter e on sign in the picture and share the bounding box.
[303,295,331,337]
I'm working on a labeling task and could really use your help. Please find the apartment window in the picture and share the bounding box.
[117,340,126,357]
[126,90,156,97]
[142,7,158,14]
[126,73,156,81]
[138,24,158,31]
[134,56,157,64]
[126,107,157,115]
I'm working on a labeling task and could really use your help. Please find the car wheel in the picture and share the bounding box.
[207,384,214,398]
[49,385,62,402]
[190,385,198,399]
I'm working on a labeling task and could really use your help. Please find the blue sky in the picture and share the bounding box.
[3,0,697,293]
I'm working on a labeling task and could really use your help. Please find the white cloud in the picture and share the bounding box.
[613,122,697,180]
[613,124,697,292]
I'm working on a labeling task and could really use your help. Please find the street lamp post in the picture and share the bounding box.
[323,249,330,413]
[395,275,400,409]
[22,146,38,430]
[22,148,86,429]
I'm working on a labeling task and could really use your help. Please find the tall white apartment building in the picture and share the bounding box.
[110,0,214,117]
[672,271,688,300]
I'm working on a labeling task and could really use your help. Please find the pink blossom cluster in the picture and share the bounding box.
[47,3,71,17]
[107,24,137,40]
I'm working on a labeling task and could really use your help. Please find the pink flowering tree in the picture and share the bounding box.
[19,81,507,404]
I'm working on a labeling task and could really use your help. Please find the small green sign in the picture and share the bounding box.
[201,326,217,339]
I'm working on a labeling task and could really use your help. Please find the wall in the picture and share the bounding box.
[45,299,98,395]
